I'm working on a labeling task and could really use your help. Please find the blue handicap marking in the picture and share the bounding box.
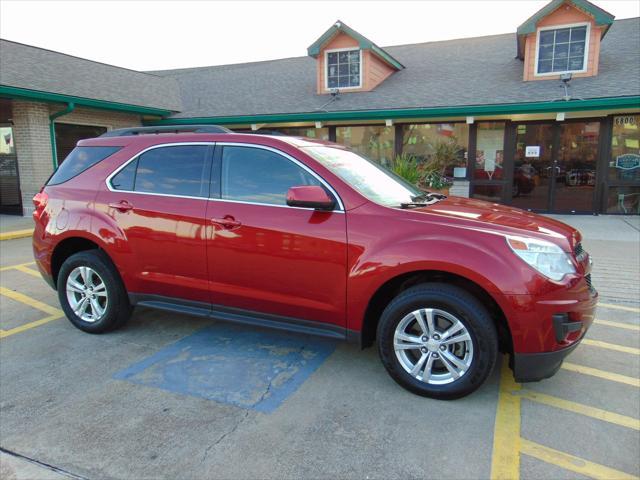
[114,324,336,412]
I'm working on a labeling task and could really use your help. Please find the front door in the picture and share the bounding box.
[509,121,600,213]
[206,144,347,329]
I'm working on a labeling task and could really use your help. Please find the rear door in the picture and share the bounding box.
[95,143,213,304]
[205,143,348,330]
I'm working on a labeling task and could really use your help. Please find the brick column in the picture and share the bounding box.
[11,101,53,216]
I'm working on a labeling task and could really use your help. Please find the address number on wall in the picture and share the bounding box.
[614,116,637,126]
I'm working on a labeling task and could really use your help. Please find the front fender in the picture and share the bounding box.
[346,237,519,333]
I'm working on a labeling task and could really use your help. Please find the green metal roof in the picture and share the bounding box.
[516,0,615,59]
[0,85,173,116]
[307,20,404,70]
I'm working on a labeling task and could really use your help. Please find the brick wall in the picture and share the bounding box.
[10,100,141,215]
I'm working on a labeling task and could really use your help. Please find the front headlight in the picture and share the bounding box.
[506,235,575,281]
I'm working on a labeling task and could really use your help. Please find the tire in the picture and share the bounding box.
[377,283,498,400]
[57,250,132,333]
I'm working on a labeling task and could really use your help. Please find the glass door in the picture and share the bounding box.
[510,123,555,211]
[554,122,600,213]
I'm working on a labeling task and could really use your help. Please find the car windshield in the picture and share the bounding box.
[304,146,425,207]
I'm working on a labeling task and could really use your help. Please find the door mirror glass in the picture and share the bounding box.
[286,186,335,210]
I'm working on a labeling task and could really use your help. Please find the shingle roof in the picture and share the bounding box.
[0,39,182,111]
[151,17,639,119]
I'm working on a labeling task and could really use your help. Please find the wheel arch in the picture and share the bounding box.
[50,233,115,288]
[360,270,513,354]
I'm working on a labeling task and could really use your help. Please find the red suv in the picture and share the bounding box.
[32,126,597,399]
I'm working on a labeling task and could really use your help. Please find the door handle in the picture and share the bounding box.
[109,201,134,212]
[211,217,241,229]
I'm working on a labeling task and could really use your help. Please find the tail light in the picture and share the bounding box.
[32,188,48,220]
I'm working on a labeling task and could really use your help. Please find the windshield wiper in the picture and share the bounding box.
[400,192,447,209]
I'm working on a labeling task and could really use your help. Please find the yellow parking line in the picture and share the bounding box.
[0,228,33,241]
[490,356,521,480]
[562,362,640,388]
[594,319,640,332]
[598,302,640,313]
[12,264,42,279]
[520,439,639,480]
[0,261,35,272]
[519,390,640,430]
[0,313,63,339]
[582,339,640,355]
[0,286,61,316]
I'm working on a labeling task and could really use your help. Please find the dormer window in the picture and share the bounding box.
[536,23,589,75]
[326,48,361,89]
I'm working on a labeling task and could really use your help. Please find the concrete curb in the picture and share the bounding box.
[0,229,34,241]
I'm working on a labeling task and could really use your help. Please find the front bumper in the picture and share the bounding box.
[512,334,583,382]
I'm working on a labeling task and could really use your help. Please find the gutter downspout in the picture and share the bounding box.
[49,102,75,169]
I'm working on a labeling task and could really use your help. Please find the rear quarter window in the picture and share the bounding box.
[48,146,122,185]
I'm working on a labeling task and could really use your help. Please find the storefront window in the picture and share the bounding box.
[471,184,503,203]
[335,125,395,165]
[270,127,329,140]
[475,123,505,181]
[607,186,640,214]
[0,126,15,156]
[609,115,640,183]
[401,123,468,175]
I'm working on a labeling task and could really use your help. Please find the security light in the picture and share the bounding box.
[560,73,573,83]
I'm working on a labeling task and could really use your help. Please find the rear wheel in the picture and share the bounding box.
[57,250,131,333]
[377,283,498,399]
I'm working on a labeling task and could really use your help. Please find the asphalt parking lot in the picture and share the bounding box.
[1,215,639,480]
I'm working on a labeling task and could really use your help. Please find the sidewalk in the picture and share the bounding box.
[0,215,34,240]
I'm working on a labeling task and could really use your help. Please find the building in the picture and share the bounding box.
[1,0,639,216]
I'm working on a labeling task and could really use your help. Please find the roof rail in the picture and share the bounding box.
[100,125,232,137]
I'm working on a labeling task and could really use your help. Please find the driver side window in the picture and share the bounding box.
[221,146,322,206]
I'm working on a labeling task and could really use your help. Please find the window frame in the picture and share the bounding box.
[106,142,214,200]
[534,22,591,77]
[214,142,345,211]
[324,47,363,90]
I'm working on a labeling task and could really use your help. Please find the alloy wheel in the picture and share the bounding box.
[66,266,108,323]
[393,308,474,385]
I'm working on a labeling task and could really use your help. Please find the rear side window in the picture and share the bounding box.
[48,146,121,185]
[221,146,321,205]
[111,145,210,198]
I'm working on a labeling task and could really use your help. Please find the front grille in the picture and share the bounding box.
[574,242,584,257]
[585,273,592,288]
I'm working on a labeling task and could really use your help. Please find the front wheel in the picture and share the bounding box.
[377,283,498,399]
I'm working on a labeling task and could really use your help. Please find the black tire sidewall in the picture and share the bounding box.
[57,250,129,333]
[377,283,498,400]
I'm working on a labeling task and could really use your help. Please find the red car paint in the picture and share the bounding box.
[33,133,596,371]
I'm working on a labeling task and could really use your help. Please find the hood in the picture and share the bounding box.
[410,196,579,248]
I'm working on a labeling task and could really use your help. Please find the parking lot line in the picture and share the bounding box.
[0,286,61,316]
[490,356,521,480]
[0,313,63,339]
[594,319,640,331]
[0,229,34,241]
[520,439,639,480]
[519,390,640,430]
[598,303,640,313]
[562,362,640,387]
[582,339,640,355]
[12,264,42,278]
[0,261,35,272]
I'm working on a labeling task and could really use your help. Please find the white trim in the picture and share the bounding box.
[534,22,591,77]
[324,47,362,90]
[105,141,345,212]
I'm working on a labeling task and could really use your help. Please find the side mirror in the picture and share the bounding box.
[286,185,336,211]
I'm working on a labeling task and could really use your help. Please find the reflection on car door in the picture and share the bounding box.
[206,144,347,329]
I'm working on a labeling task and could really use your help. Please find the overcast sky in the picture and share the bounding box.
[1,0,638,71]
